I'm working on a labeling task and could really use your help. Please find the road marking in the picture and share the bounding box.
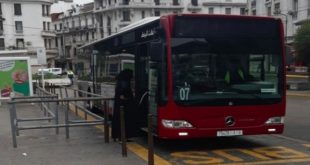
[127,143,172,165]
[69,104,310,165]
[254,146,309,159]
[170,146,310,165]
[68,103,172,165]
[273,135,310,144]
[213,150,244,162]
[286,75,309,78]
[287,93,310,97]
[218,157,310,165]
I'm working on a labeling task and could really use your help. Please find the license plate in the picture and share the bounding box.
[217,130,243,137]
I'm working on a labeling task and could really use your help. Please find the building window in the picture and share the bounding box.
[46,5,50,16]
[154,11,160,16]
[86,32,89,40]
[122,0,129,5]
[240,8,246,15]
[60,23,62,30]
[55,37,58,47]
[48,39,51,49]
[60,36,63,46]
[274,3,280,12]
[154,0,160,5]
[0,3,2,15]
[47,22,50,31]
[42,5,45,16]
[142,11,145,18]
[92,32,95,40]
[16,38,24,49]
[54,24,57,31]
[0,38,4,50]
[191,0,198,6]
[267,6,271,16]
[252,10,256,15]
[14,4,22,16]
[209,7,214,14]
[225,8,231,15]
[44,39,47,48]
[308,0,310,16]
[43,22,46,31]
[15,21,23,33]
[0,21,3,35]
[108,27,111,35]
[122,10,130,21]
[292,0,298,19]
[173,0,179,5]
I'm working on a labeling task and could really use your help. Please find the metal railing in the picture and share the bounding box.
[8,85,111,148]
[9,83,155,164]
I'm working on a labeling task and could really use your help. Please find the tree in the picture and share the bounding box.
[294,21,310,67]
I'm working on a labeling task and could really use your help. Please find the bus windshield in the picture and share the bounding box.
[171,17,283,106]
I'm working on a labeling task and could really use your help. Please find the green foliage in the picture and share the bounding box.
[294,21,310,65]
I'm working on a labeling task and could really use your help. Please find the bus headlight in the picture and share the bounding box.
[162,120,193,128]
[265,117,284,124]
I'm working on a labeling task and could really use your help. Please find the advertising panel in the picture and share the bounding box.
[0,57,33,99]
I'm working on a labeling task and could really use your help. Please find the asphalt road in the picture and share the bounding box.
[129,93,310,165]
[49,87,310,165]
[284,95,310,142]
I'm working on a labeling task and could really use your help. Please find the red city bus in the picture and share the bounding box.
[82,14,286,139]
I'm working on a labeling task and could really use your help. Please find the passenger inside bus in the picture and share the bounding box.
[224,56,246,85]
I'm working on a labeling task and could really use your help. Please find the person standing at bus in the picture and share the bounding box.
[112,69,138,141]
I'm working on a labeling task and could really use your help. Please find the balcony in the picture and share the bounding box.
[41,30,56,37]
[187,3,202,12]
[94,1,183,12]
[119,20,131,27]
[15,30,23,35]
[203,2,246,7]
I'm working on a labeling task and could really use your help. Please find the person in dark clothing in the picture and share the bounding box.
[112,69,138,141]
[224,57,245,85]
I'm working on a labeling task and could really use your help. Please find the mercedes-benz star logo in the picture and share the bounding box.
[225,116,235,126]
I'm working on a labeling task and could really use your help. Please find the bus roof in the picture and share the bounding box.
[79,17,160,49]
[79,14,281,50]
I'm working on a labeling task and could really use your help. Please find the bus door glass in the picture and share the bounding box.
[147,41,164,127]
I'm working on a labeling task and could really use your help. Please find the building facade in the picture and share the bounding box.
[247,0,310,44]
[0,0,59,72]
[52,3,97,75]
[94,0,247,39]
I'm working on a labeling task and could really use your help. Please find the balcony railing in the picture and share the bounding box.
[94,1,183,12]
[187,3,202,11]
[15,30,23,34]
[41,30,56,37]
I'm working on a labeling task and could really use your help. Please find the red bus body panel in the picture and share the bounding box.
[156,14,286,139]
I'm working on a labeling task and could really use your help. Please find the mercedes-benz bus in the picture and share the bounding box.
[82,14,286,139]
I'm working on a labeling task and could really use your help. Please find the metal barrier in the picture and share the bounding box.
[10,84,155,164]
[8,85,112,148]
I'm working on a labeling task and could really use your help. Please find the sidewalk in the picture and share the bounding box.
[0,103,146,165]
[287,89,310,97]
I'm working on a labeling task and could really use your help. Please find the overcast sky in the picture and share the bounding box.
[51,0,93,13]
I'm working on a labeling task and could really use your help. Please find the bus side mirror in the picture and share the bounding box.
[149,42,163,62]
